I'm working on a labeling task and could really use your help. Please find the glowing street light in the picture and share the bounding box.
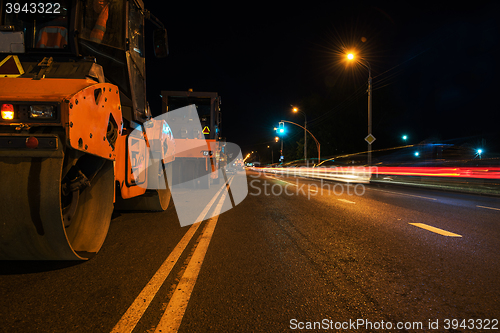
[402,135,408,141]
[476,149,483,159]
[347,53,354,60]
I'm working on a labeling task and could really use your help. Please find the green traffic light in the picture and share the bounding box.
[277,122,285,134]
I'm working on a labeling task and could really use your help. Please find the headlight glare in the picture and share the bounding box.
[29,105,55,119]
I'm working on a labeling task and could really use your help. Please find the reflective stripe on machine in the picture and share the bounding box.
[36,26,68,48]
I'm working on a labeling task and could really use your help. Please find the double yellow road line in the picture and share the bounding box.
[111,177,233,333]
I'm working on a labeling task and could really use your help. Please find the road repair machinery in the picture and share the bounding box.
[0,0,174,260]
[161,90,222,189]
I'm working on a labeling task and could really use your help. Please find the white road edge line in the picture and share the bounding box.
[338,198,356,204]
[476,205,500,211]
[409,223,462,237]
[154,178,234,333]
[110,180,230,333]
[270,177,296,187]
[370,188,437,201]
[270,177,318,192]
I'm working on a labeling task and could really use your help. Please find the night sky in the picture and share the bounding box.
[145,2,500,161]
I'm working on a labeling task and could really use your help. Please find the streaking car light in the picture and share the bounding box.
[256,166,500,181]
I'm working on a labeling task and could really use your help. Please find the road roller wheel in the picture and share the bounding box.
[0,149,115,260]
[115,161,172,212]
[61,154,115,259]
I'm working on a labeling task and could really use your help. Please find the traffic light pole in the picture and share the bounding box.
[281,138,283,163]
[277,122,285,163]
[280,120,320,166]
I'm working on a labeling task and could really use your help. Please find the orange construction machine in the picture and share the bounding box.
[0,0,174,260]
[161,90,222,189]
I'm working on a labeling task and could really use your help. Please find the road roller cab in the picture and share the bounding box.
[0,0,173,260]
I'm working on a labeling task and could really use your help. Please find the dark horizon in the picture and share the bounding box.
[145,2,500,161]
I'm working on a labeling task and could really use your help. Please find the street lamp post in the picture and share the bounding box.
[367,61,372,165]
[267,145,273,164]
[347,53,372,165]
[292,107,307,165]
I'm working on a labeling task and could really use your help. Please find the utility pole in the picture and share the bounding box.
[367,63,372,165]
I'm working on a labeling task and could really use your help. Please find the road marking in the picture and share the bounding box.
[370,188,437,201]
[195,176,233,221]
[110,223,200,333]
[270,177,318,193]
[154,180,232,333]
[269,177,296,187]
[280,179,298,187]
[409,223,462,237]
[476,205,500,211]
[338,198,356,204]
[111,181,230,333]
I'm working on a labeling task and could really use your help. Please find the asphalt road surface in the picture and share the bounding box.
[1,170,499,332]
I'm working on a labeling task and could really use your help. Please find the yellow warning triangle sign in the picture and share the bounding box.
[0,55,24,77]
[202,126,210,135]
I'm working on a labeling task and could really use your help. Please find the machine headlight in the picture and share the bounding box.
[29,105,55,119]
